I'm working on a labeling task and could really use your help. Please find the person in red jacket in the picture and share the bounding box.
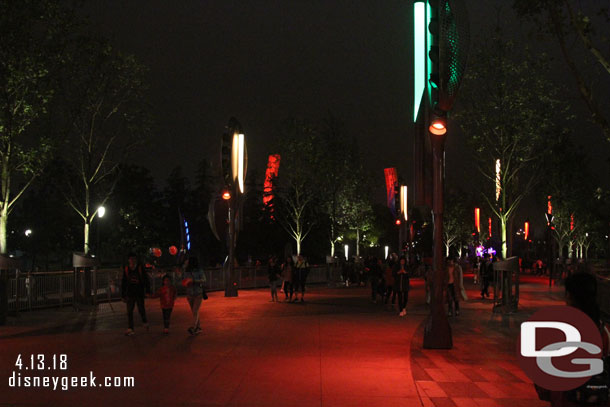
[151,274,177,334]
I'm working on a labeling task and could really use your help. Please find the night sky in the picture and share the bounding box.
[84,1,610,213]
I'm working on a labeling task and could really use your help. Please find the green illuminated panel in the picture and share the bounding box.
[426,1,432,106]
[413,1,426,122]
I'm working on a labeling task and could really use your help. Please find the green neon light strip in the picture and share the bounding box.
[413,1,425,122]
[426,1,432,105]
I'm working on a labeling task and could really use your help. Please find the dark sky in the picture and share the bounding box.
[84,0,610,216]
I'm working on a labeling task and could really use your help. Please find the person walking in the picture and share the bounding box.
[268,256,281,302]
[480,253,492,299]
[281,256,294,302]
[384,260,396,308]
[294,255,309,302]
[446,257,467,316]
[182,257,206,335]
[535,272,610,406]
[368,257,383,303]
[151,274,177,334]
[121,252,151,336]
[393,256,410,317]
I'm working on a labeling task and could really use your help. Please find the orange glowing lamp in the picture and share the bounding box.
[222,191,231,200]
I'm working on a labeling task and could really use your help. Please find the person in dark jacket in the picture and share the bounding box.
[121,252,151,336]
[281,257,294,302]
[480,253,493,299]
[368,257,383,303]
[393,256,410,317]
[268,256,281,302]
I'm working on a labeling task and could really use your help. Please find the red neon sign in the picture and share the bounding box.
[263,154,281,208]
[488,217,492,238]
[384,168,398,216]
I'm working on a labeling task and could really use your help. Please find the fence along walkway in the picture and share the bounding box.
[7,265,335,312]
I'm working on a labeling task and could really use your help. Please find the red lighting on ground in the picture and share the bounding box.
[222,191,231,200]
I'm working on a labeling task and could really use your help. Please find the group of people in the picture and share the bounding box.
[365,255,413,317]
[268,255,310,302]
[121,253,206,336]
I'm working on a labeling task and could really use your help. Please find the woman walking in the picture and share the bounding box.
[182,257,206,335]
[281,256,295,302]
[268,256,281,302]
[393,256,410,317]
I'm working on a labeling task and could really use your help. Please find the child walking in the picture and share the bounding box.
[152,274,177,334]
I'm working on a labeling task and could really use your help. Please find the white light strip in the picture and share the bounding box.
[238,133,245,193]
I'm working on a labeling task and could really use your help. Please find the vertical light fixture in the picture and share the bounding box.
[524,221,529,240]
[413,1,426,122]
[384,246,389,259]
[401,185,408,221]
[488,217,492,238]
[344,244,349,260]
[495,159,501,201]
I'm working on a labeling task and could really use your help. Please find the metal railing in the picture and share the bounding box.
[7,265,339,312]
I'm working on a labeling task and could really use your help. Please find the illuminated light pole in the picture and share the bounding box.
[96,206,106,255]
[524,221,529,241]
[495,159,501,202]
[545,196,554,287]
[385,246,389,260]
[344,245,349,261]
[415,0,470,350]
[223,118,247,297]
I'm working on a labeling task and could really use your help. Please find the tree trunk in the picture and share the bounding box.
[0,205,7,255]
[330,241,335,257]
[500,217,508,259]
[84,221,90,254]
[296,237,301,256]
[356,229,360,257]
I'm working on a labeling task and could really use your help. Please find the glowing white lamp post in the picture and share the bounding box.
[344,244,349,260]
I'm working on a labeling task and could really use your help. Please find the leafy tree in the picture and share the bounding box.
[454,28,569,258]
[61,39,149,254]
[273,119,321,255]
[443,189,471,257]
[317,114,353,257]
[0,1,70,253]
[338,166,374,257]
[513,0,610,141]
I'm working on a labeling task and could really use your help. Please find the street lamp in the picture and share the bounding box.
[24,229,32,237]
[344,245,349,261]
[96,206,106,256]
[385,246,389,260]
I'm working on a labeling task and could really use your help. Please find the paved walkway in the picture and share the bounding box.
[0,275,563,407]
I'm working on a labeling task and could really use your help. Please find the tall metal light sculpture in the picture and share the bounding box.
[213,117,248,297]
[413,0,470,349]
